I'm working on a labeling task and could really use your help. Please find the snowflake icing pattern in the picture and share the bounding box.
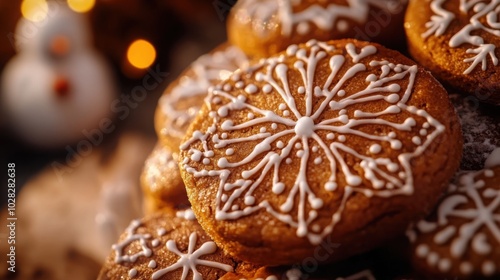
[408,168,500,276]
[152,232,233,280]
[111,220,152,263]
[423,0,500,74]
[181,40,445,245]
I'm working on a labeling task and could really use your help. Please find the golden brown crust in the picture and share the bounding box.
[405,0,500,105]
[408,166,500,279]
[179,39,462,265]
[140,144,189,213]
[227,0,408,58]
[154,43,248,152]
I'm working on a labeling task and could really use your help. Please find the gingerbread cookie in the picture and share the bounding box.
[141,144,189,213]
[155,43,248,152]
[227,0,408,58]
[450,93,500,170]
[179,39,462,265]
[98,209,321,280]
[407,148,500,279]
[405,0,500,105]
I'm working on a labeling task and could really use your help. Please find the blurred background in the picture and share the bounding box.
[0,0,235,279]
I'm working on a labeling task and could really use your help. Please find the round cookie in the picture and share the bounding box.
[405,0,500,105]
[141,144,189,214]
[407,148,500,279]
[179,39,462,265]
[98,209,317,280]
[227,0,408,58]
[155,43,248,152]
[450,93,500,170]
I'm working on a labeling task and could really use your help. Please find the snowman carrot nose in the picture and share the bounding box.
[53,76,70,98]
[50,35,71,57]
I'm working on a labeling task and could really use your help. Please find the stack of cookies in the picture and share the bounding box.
[98,0,500,279]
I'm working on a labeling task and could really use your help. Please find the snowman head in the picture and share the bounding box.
[14,2,92,58]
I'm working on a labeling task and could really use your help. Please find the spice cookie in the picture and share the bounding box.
[141,144,189,214]
[155,43,248,152]
[407,148,500,279]
[227,0,408,58]
[405,0,500,105]
[97,209,322,280]
[450,93,500,170]
[179,39,462,265]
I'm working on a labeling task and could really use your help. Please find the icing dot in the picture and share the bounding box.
[248,113,255,119]
[460,262,473,275]
[420,129,428,136]
[152,239,160,247]
[245,84,258,94]
[221,133,228,139]
[390,140,402,150]
[426,252,439,266]
[327,133,335,140]
[296,150,304,158]
[312,146,319,152]
[388,84,401,92]
[325,182,337,191]
[314,157,322,165]
[388,132,396,138]
[157,228,167,236]
[370,144,382,154]
[311,198,323,209]
[271,123,278,130]
[286,158,292,164]
[244,196,255,205]
[438,259,451,272]
[276,141,285,149]
[231,205,239,211]
[423,122,430,129]
[221,194,228,202]
[337,90,346,97]
[225,148,234,156]
[484,170,494,177]
[128,268,138,278]
[202,158,210,165]
[295,118,314,137]
[223,84,232,91]
[387,163,399,172]
[148,260,157,269]
[279,103,287,110]
[273,183,285,194]
[338,135,346,142]
[283,110,290,117]
[295,143,302,149]
[235,81,244,89]
[412,136,421,145]
[260,127,267,133]
[416,244,429,257]
[312,224,321,232]
[263,84,272,94]
[336,20,349,32]
[297,22,310,35]
[298,86,305,94]
[482,261,495,276]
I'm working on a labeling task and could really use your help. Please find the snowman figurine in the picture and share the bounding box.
[1,3,115,148]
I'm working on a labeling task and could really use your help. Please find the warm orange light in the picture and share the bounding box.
[67,0,95,13]
[127,39,156,69]
[21,0,48,22]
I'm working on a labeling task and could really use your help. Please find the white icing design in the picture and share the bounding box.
[159,46,248,140]
[408,167,500,276]
[336,269,376,280]
[422,0,500,74]
[181,41,445,245]
[111,220,152,263]
[176,208,196,221]
[152,232,233,279]
[235,0,397,37]
[128,268,138,278]
[485,147,500,168]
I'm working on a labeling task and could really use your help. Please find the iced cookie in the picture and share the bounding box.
[155,43,248,152]
[179,39,462,265]
[227,0,408,58]
[450,94,500,170]
[405,0,500,105]
[141,144,189,214]
[97,209,320,280]
[407,148,500,279]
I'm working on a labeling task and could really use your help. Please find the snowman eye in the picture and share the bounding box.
[49,35,71,58]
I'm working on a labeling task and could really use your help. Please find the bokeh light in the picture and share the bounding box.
[21,0,48,22]
[67,0,96,13]
[127,39,156,69]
